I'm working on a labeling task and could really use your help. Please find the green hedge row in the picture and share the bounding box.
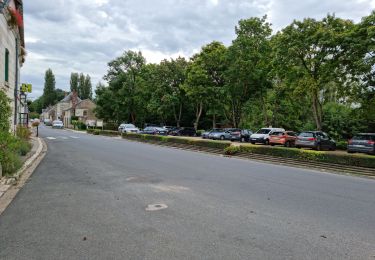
[122,133,231,149]
[224,144,375,168]
[87,129,120,136]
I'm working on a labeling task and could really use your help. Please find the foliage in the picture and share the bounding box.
[42,68,56,107]
[29,112,40,119]
[16,126,31,140]
[0,131,31,175]
[0,90,11,132]
[122,133,231,149]
[93,12,375,140]
[87,129,119,136]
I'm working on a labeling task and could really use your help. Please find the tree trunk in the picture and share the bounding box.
[194,102,203,131]
[212,113,216,129]
[311,90,322,130]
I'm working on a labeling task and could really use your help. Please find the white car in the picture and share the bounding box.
[118,123,139,133]
[250,127,285,145]
[52,120,64,129]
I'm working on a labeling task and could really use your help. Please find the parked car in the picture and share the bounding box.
[118,123,140,133]
[230,129,253,142]
[201,128,220,139]
[44,119,52,126]
[209,128,240,140]
[295,131,336,151]
[140,127,168,135]
[170,127,196,136]
[347,133,375,155]
[52,120,64,129]
[163,126,178,135]
[250,128,285,145]
[269,131,297,147]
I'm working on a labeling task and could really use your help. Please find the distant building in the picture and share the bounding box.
[0,0,26,131]
[63,99,97,128]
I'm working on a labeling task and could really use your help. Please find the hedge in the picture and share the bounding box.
[122,133,231,149]
[224,144,375,169]
[87,129,120,136]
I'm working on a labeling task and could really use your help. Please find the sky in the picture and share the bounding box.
[21,0,375,100]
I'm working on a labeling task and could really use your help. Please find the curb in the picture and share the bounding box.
[0,137,47,215]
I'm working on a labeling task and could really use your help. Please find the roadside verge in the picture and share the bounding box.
[0,137,47,215]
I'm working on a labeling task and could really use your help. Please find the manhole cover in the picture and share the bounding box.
[145,203,168,211]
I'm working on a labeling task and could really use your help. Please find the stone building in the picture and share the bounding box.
[0,0,26,131]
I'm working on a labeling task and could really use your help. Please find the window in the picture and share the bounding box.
[5,48,9,82]
[83,110,87,116]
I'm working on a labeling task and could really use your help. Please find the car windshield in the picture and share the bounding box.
[53,121,62,124]
[256,129,271,134]
[125,124,136,128]
[271,132,284,136]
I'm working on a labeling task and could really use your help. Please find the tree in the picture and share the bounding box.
[70,73,79,92]
[81,75,92,99]
[225,16,273,127]
[272,15,356,130]
[42,68,56,107]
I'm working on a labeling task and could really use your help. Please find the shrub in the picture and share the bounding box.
[0,131,26,175]
[196,130,205,137]
[16,126,31,140]
[336,140,347,150]
[0,90,11,131]
[87,128,95,134]
[29,112,40,119]
[122,133,231,149]
[93,129,100,135]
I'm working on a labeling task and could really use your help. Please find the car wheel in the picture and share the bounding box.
[329,144,336,151]
[265,139,269,145]
[270,143,275,146]
[347,150,355,154]
[296,146,301,149]
[220,136,225,140]
[316,144,322,151]
[251,142,255,145]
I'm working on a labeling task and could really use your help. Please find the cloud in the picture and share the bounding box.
[20,0,374,99]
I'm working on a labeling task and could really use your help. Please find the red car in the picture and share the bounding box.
[269,131,297,147]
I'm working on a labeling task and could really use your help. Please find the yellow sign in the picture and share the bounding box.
[21,83,32,93]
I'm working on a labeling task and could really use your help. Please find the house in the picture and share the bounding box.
[0,0,26,131]
[63,99,97,128]
[56,92,81,121]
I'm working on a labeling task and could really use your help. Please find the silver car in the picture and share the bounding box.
[209,129,233,140]
[52,120,64,129]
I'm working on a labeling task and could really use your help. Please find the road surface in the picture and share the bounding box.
[0,126,374,259]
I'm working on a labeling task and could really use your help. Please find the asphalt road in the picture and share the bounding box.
[1,126,375,260]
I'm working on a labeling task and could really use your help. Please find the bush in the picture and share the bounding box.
[93,129,100,135]
[122,133,231,149]
[0,90,11,131]
[196,130,205,137]
[16,126,31,140]
[336,140,347,150]
[29,112,40,119]
[0,131,31,175]
[88,129,119,136]
[87,128,95,134]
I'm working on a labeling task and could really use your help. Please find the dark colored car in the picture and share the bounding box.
[295,131,336,151]
[170,127,196,136]
[347,133,375,155]
[269,131,297,147]
[140,127,167,135]
[230,129,253,142]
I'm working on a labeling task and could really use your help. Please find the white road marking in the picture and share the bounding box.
[69,136,79,139]
[46,137,56,140]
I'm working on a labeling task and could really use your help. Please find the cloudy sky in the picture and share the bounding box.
[21,0,375,99]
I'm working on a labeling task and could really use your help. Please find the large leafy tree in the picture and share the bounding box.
[225,16,273,127]
[70,73,79,93]
[103,50,146,124]
[272,15,356,130]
